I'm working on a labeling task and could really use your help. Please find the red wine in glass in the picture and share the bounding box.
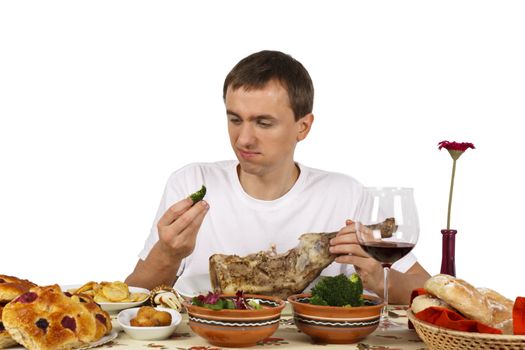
[355,187,419,330]
[360,242,415,267]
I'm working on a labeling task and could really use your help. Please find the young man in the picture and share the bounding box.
[125,50,429,304]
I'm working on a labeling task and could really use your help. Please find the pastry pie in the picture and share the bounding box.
[0,274,37,303]
[2,285,112,350]
[1,304,18,349]
[0,274,37,348]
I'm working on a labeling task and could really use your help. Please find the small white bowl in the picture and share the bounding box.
[117,307,182,340]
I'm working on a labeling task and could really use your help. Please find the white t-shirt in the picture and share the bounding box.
[138,160,416,290]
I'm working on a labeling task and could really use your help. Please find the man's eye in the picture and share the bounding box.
[257,120,273,128]
[228,117,241,125]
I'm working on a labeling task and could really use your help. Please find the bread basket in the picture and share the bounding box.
[407,310,525,350]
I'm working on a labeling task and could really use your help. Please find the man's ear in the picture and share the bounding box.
[296,113,314,142]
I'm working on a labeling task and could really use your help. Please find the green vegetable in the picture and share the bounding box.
[224,299,235,309]
[191,291,262,311]
[203,302,223,310]
[247,299,262,310]
[309,294,328,306]
[192,296,205,307]
[348,273,364,305]
[193,297,235,310]
[189,185,207,204]
[310,273,364,307]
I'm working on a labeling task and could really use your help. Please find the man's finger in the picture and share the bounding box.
[173,204,209,242]
[329,243,369,258]
[169,200,209,233]
[330,232,358,246]
[336,223,356,237]
[335,254,371,266]
[158,197,194,227]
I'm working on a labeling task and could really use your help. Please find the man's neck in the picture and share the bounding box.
[237,163,300,201]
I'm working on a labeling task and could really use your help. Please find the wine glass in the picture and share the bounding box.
[354,187,419,330]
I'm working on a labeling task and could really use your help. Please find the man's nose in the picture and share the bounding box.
[237,124,256,146]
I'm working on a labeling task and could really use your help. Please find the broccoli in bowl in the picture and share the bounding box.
[308,273,375,307]
[287,273,385,343]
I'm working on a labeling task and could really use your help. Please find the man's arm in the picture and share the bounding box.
[125,197,209,289]
[125,242,183,289]
[385,262,430,304]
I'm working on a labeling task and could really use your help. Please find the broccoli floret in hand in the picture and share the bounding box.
[189,185,207,204]
[310,273,364,307]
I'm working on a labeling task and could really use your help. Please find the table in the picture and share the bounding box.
[104,306,427,350]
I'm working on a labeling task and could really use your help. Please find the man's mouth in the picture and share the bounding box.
[238,149,260,159]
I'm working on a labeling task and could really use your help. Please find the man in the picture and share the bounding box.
[125,50,429,304]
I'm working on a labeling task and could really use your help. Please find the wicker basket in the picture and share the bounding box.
[407,310,525,350]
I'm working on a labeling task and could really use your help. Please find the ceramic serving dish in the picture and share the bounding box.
[287,293,384,344]
[183,294,286,347]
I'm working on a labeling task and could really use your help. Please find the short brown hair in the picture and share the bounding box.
[223,50,314,120]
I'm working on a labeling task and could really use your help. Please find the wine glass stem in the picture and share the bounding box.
[381,265,390,323]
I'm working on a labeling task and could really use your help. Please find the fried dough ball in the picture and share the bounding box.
[130,306,172,327]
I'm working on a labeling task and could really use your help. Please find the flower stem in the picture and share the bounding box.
[447,159,457,230]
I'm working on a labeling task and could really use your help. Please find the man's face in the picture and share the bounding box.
[225,80,310,177]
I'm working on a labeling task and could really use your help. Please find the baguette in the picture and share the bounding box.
[424,274,493,325]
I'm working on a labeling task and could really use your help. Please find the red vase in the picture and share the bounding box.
[440,229,457,276]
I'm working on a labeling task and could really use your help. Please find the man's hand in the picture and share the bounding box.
[328,219,431,304]
[125,197,209,290]
[329,220,384,295]
[157,197,209,261]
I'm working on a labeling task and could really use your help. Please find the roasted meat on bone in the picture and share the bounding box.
[209,232,338,299]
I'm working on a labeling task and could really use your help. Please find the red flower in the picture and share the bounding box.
[438,141,475,152]
[438,140,475,229]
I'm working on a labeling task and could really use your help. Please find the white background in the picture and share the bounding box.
[1,1,524,299]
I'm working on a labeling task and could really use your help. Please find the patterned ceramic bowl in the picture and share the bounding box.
[183,294,286,347]
[287,293,384,344]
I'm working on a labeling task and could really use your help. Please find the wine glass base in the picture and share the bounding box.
[377,316,405,331]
